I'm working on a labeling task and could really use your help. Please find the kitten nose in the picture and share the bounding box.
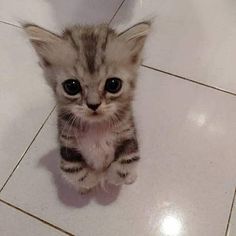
[87,103,101,111]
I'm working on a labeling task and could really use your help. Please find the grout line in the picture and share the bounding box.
[108,0,126,25]
[0,105,56,193]
[0,0,126,29]
[142,64,236,98]
[225,188,236,236]
[0,20,21,29]
[0,198,74,236]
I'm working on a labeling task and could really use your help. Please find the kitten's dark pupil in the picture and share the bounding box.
[105,78,122,93]
[63,79,81,96]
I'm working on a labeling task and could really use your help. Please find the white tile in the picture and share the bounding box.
[0,24,54,188]
[0,0,123,31]
[1,67,236,236]
[0,201,65,236]
[112,0,236,94]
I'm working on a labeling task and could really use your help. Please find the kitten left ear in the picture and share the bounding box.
[118,21,151,62]
[23,24,76,67]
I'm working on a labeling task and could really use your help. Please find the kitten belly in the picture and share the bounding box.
[76,128,115,171]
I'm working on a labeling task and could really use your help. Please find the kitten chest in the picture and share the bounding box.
[76,127,115,171]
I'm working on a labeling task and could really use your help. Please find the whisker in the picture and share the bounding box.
[65,115,77,152]
[59,112,75,138]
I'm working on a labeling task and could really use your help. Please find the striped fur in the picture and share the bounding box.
[24,22,151,192]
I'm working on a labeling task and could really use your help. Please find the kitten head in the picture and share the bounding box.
[24,22,150,125]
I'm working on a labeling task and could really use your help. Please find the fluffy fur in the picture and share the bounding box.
[24,22,150,193]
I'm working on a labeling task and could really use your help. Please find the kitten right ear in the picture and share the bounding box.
[118,21,151,62]
[23,24,76,67]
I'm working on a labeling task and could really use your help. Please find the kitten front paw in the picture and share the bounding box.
[78,187,92,195]
[79,169,101,190]
[60,162,101,192]
[124,172,137,185]
[106,162,137,186]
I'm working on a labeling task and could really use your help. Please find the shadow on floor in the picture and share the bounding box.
[39,149,121,208]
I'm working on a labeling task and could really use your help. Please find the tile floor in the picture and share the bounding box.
[0,0,236,235]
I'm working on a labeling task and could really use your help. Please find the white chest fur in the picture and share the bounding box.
[76,126,115,171]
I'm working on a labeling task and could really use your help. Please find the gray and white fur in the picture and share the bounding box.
[24,22,150,193]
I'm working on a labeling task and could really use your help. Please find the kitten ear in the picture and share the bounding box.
[118,21,151,62]
[23,24,76,67]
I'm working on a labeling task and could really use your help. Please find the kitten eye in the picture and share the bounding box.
[105,78,122,94]
[62,79,81,96]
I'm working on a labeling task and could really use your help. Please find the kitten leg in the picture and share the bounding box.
[60,147,100,193]
[106,138,140,186]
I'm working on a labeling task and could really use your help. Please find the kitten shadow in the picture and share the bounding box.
[95,184,121,206]
[39,149,121,208]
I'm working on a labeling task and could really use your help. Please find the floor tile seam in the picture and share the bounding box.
[108,0,127,25]
[0,105,56,193]
[142,64,236,98]
[225,187,236,236]
[0,198,75,236]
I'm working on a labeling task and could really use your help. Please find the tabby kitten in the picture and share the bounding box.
[24,22,150,193]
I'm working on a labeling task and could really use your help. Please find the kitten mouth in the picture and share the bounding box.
[90,111,102,118]
[86,111,104,121]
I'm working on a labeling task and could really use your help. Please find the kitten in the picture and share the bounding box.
[24,22,150,193]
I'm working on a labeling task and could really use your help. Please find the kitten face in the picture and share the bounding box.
[54,64,134,124]
[24,23,150,125]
